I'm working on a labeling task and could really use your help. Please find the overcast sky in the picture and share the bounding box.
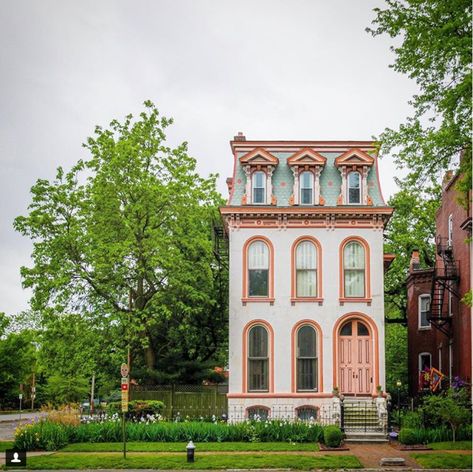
[0,0,416,317]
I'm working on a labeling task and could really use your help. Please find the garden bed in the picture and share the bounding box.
[14,418,326,451]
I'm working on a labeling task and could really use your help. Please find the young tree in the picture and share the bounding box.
[368,0,472,197]
[15,102,227,382]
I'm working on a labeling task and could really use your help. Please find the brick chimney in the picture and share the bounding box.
[410,249,420,272]
[442,170,454,189]
[234,132,246,141]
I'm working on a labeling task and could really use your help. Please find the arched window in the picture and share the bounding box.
[248,241,269,297]
[300,171,313,205]
[296,241,317,297]
[252,171,266,204]
[296,325,318,391]
[296,406,318,421]
[247,406,269,420]
[343,241,365,297]
[347,171,361,204]
[248,325,269,392]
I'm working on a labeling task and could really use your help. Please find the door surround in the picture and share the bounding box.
[332,312,379,396]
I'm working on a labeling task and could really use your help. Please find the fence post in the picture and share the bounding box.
[213,385,217,415]
[170,384,175,419]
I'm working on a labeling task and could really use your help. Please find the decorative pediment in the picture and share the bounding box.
[334,148,374,168]
[239,147,279,166]
[287,148,327,167]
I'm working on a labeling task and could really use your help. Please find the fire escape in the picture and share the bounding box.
[427,237,461,336]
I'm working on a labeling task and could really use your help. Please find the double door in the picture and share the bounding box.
[338,320,373,395]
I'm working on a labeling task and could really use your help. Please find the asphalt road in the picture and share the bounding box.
[0,412,46,441]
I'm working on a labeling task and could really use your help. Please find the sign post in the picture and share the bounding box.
[120,364,129,460]
[19,384,23,421]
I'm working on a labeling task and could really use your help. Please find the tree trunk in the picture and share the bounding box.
[144,345,155,369]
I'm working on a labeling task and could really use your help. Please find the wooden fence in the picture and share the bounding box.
[131,384,228,419]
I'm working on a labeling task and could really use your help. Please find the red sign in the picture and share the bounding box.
[121,383,128,391]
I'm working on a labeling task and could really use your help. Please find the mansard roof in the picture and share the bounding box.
[226,138,388,208]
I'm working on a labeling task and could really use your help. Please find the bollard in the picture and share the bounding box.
[186,440,195,463]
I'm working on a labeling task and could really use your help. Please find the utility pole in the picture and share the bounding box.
[31,372,36,410]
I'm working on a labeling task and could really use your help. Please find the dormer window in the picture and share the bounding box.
[287,148,326,206]
[347,171,361,204]
[239,148,279,205]
[334,148,375,205]
[300,171,314,205]
[252,171,266,204]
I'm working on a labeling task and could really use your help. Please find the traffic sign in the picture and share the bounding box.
[120,363,129,377]
[19,394,23,400]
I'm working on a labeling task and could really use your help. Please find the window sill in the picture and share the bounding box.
[418,326,432,331]
[339,297,372,306]
[291,297,323,306]
[242,297,275,306]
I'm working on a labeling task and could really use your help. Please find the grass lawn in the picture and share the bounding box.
[23,452,361,470]
[62,441,319,452]
[412,453,472,469]
[0,441,14,452]
[429,440,472,450]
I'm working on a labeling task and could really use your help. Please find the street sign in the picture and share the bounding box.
[121,375,129,412]
[19,394,23,400]
[120,363,129,377]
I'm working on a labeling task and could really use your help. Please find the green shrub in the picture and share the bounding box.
[399,428,418,445]
[323,426,343,447]
[106,400,164,416]
[401,411,423,429]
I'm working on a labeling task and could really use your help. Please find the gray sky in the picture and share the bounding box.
[0,0,416,317]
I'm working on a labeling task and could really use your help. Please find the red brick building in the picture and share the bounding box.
[406,172,471,396]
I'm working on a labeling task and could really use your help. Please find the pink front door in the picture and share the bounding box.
[338,320,373,395]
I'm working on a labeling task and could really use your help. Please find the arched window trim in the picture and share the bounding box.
[291,320,323,393]
[347,170,362,204]
[299,170,315,205]
[246,405,270,420]
[242,236,274,304]
[339,237,371,304]
[251,169,267,205]
[291,236,323,304]
[242,320,274,393]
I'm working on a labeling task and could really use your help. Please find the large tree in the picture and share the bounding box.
[368,0,472,197]
[383,183,440,395]
[15,102,227,382]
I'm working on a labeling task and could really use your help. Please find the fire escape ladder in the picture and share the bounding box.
[427,237,460,336]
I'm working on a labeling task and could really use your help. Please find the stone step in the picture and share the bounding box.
[345,432,388,443]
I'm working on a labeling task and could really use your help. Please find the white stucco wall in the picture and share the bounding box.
[227,226,386,403]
